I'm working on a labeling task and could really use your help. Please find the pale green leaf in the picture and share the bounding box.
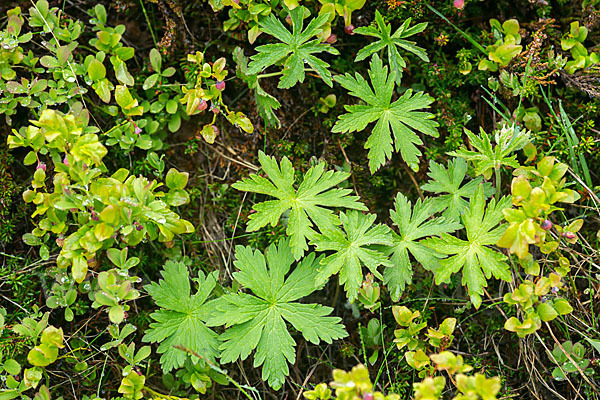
[207,239,347,390]
[448,126,530,179]
[355,11,428,83]
[310,211,393,301]
[332,54,438,173]
[384,194,462,301]
[232,151,366,259]
[421,157,494,221]
[247,7,335,88]
[143,261,220,372]
[422,185,512,308]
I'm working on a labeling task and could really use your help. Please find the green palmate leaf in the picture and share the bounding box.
[247,6,338,89]
[385,194,462,301]
[310,211,393,301]
[355,11,428,83]
[143,261,220,373]
[232,151,366,259]
[332,54,438,173]
[207,239,347,390]
[422,185,512,309]
[448,125,531,179]
[421,157,494,221]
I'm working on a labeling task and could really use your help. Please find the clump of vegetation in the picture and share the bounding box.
[1,0,599,399]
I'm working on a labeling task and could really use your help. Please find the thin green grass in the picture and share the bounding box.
[540,87,592,187]
[424,3,488,56]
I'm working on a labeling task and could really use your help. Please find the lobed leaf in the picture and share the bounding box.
[232,151,366,259]
[333,54,438,173]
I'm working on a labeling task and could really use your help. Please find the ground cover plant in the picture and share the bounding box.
[1,0,600,399]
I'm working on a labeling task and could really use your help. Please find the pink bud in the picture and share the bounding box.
[132,121,142,135]
[197,99,207,111]
[285,15,292,25]
[232,0,240,4]
[63,155,70,167]
[344,24,355,35]
[363,394,374,400]
[453,0,464,9]
[562,231,576,240]
[36,162,47,172]
[215,80,226,91]
[211,125,219,136]
[326,34,337,44]
[91,211,99,221]
[540,220,552,230]
[210,103,220,114]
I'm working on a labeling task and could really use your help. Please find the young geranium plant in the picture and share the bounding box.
[232,151,366,259]
[207,239,347,390]
[422,185,512,309]
[246,6,340,89]
[332,54,438,173]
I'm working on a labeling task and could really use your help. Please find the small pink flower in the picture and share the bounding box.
[454,0,464,9]
[344,25,355,35]
[36,162,47,171]
[132,121,142,135]
[197,99,207,111]
[215,80,226,91]
[63,155,70,167]
[326,34,337,44]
